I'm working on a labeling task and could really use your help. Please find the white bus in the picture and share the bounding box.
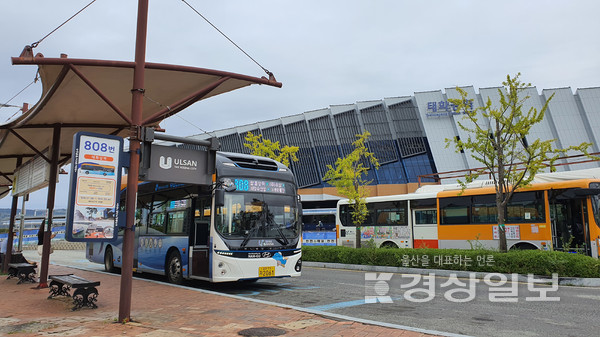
[336,192,438,248]
[87,152,303,283]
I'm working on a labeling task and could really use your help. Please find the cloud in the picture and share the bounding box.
[1,0,599,209]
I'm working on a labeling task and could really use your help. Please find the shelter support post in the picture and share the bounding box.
[1,157,21,273]
[38,125,61,288]
[119,0,148,323]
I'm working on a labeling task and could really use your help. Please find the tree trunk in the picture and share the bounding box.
[495,118,508,253]
[496,193,508,253]
[353,176,362,249]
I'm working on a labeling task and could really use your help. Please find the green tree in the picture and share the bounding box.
[243,132,299,167]
[445,73,593,252]
[324,131,379,248]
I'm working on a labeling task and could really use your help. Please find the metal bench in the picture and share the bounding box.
[7,263,37,284]
[48,274,100,311]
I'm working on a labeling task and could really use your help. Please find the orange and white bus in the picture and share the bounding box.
[336,178,600,258]
[337,192,438,249]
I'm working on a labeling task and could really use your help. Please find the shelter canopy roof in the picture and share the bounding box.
[0,52,282,198]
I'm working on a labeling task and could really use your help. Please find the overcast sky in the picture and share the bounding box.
[1,0,599,210]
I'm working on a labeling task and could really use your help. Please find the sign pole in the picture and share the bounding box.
[119,0,148,322]
[38,125,61,288]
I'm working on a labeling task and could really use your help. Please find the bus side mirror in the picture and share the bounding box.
[215,189,225,207]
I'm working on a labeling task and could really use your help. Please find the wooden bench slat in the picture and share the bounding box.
[8,263,35,268]
[7,263,37,284]
[49,274,100,288]
[48,274,101,310]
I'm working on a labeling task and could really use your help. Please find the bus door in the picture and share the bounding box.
[549,189,590,255]
[190,220,210,278]
[412,208,438,249]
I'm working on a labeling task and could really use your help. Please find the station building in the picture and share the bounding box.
[189,85,600,215]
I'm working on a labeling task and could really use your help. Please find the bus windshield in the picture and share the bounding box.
[215,192,300,241]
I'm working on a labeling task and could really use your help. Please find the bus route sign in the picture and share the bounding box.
[66,132,123,242]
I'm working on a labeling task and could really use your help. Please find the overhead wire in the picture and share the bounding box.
[2,1,95,120]
[30,0,97,49]
[180,0,274,79]
[173,114,217,137]
[12,0,251,137]
[0,71,40,120]
[142,93,216,137]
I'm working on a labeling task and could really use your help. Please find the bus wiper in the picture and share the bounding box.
[261,201,289,246]
[240,220,261,247]
[267,216,289,246]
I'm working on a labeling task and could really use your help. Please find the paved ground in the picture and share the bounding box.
[0,262,446,337]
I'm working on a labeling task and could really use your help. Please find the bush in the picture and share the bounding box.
[301,246,600,278]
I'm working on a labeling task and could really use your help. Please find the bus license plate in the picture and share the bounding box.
[258,266,275,277]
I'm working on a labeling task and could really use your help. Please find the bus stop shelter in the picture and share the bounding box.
[0,47,281,286]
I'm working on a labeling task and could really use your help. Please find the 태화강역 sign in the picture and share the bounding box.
[425,100,474,118]
[66,132,123,242]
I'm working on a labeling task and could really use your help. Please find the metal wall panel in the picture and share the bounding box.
[576,88,600,153]
[359,104,398,164]
[284,120,321,187]
[387,100,427,158]
[544,88,597,169]
[333,110,361,157]
[218,133,243,153]
[308,115,340,179]
[262,124,286,145]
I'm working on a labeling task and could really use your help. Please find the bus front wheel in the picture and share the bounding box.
[104,247,115,273]
[166,250,184,284]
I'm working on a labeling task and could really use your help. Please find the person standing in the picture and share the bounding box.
[1,231,32,265]
[37,220,56,256]
[1,232,16,264]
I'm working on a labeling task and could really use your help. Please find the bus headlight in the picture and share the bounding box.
[295,259,302,272]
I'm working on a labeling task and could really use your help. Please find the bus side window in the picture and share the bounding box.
[135,207,150,235]
[150,210,167,234]
[167,211,187,234]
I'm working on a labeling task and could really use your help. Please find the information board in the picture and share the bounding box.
[66,132,123,242]
[12,148,52,197]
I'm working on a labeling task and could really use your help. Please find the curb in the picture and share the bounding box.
[21,241,87,250]
[303,261,600,287]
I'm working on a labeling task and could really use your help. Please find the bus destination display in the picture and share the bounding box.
[234,178,286,194]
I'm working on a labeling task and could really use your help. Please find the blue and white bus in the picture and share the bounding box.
[86,152,302,283]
